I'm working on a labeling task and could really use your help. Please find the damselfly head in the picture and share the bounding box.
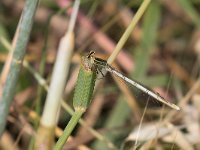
[87,51,95,58]
[82,51,96,71]
[86,51,96,64]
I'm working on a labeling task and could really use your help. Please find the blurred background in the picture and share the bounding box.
[0,0,200,149]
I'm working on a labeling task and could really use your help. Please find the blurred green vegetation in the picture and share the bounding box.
[0,0,200,149]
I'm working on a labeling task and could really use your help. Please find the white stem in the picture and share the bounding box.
[41,32,74,127]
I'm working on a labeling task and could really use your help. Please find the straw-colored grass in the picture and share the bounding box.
[0,0,200,149]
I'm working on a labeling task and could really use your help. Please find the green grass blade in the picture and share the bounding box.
[177,0,200,26]
[133,1,161,79]
[0,0,39,136]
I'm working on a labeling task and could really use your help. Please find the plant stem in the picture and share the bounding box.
[107,0,151,65]
[54,110,84,150]
[0,0,39,136]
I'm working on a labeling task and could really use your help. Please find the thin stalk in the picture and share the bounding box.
[0,0,39,136]
[61,101,118,150]
[107,0,151,65]
[54,110,84,150]
[68,0,80,32]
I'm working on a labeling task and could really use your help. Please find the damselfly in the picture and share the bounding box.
[84,51,180,110]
